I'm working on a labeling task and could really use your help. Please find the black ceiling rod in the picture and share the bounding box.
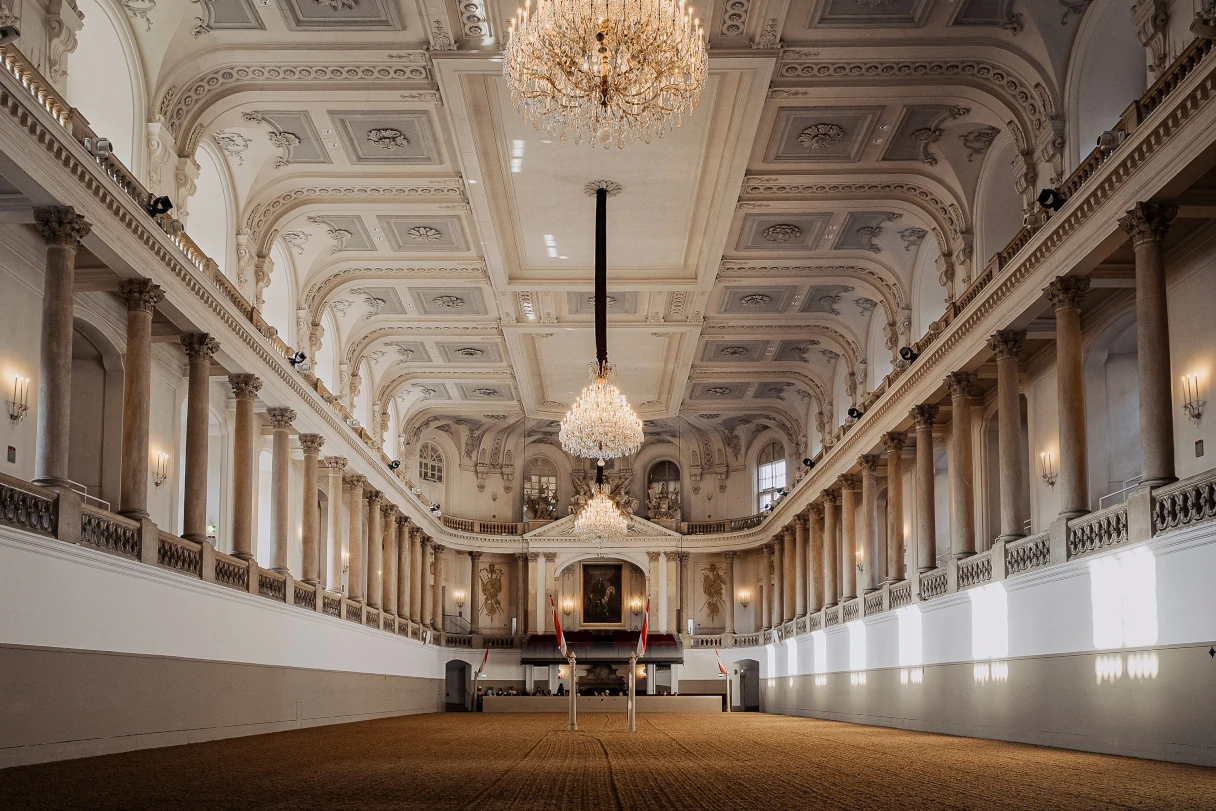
[595,185,608,374]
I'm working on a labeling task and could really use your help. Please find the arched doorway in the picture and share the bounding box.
[444,660,471,712]
[735,658,760,712]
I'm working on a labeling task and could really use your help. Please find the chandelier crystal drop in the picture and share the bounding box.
[504,0,708,149]
[574,483,629,543]
[559,362,644,460]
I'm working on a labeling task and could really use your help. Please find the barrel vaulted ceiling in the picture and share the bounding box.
[127,0,1090,459]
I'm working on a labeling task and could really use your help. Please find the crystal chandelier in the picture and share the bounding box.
[504,0,708,149]
[574,466,629,542]
[559,181,644,460]
[560,362,644,459]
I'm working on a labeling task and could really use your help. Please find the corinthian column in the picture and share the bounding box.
[117,279,165,520]
[989,331,1028,541]
[859,454,881,591]
[910,405,939,572]
[32,206,91,488]
[822,490,839,606]
[882,432,906,582]
[723,551,736,634]
[228,374,262,560]
[181,334,219,544]
[346,474,367,599]
[298,434,324,584]
[945,372,978,557]
[366,489,384,608]
[794,514,808,616]
[807,504,824,612]
[322,456,347,589]
[839,475,859,600]
[469,551,483,634]
[1119,202,1179,487]
[267,407,296,574]
[1045,276,1091,518]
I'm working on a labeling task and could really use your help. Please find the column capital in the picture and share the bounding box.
[909,403,939,429]
[859,454,880,474]
[118,279,165,313]
[266,406,296,430]
[808,502,824,519]
[181,332,219,361]
[228,373,262,400]
[366,488,383,506]
[345,472,367,489]
[33,205,91,247]
[838,473,860,491]
[1118,201,1178,246]
[469,550,483,561]
[944,371,977,398]
[881,431,907,453]
[322,455,347,473]
[298,433,324,454]
[1044,275,1090,313]
[988,329,1026,361]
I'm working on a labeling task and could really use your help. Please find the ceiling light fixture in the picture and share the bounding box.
[504,0,708,149]
[559,181,643,460]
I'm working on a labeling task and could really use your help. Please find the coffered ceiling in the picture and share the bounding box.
[127,0,1091,457]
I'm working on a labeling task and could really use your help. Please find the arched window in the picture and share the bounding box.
[646,460,682,520]
[756,441,786,511]
[418,443,444,483]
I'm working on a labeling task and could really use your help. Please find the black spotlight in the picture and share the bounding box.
[1036,187,1066,212]
[802,457,815,469]
[146,195,174,217]
[847,407,863,420]
[288,350,307,367]
[388,460,401,471]
[899,346,919,363]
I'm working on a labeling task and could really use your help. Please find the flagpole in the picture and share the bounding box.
[627,652,637,732]
[567,653,578,732]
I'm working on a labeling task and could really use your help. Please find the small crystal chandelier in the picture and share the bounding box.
[574,463,629,543]
[504,0,708,149]
[559,181,643,460]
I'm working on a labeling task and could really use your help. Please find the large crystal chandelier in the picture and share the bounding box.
[574,464,629,542]
[504,0,708,148]
[559,181,644,460]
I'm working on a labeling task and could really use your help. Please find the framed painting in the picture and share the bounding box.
[581,562,624,627]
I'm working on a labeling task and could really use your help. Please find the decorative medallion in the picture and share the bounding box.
[797,123,845,150]
[367,128,409,151]
[762,223,802,243]
[740,293,772,307]
[433,295,466,309]
[408,226,443,242]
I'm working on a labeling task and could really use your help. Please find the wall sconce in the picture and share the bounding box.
[153,452,170,488]
[6,374,29,427]
[738,590,751,609]
[455,590,466,617]
[629,597,643,614]
[562,597,574,616]
[1039,452,1057,487]
[1182,373,1205,424]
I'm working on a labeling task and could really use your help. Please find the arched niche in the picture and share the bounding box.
[1064,0,1146,170]
[67,0,146,174]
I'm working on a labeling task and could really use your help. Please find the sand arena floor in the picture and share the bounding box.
[1,712,1214,810]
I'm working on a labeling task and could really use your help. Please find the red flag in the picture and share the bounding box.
[636,597,650,658]
[474,647,490,679]
[551,595,569,658]
[714,646,728,677]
